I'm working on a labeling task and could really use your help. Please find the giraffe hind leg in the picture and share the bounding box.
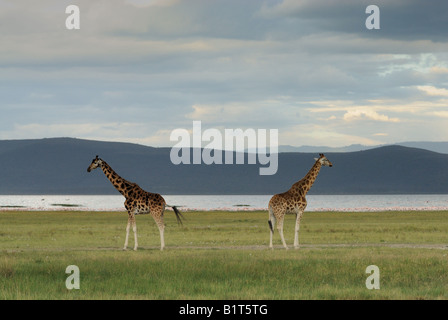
[277,217,289,250]
[152,210,165,251]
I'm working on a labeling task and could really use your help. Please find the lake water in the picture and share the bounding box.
[1,194,448,212]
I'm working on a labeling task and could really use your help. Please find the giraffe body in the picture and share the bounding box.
[87,156,183,251]
[268,154,332,249]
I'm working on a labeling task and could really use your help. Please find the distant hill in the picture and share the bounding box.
[278,144,375,153]
[395,141,448,154]
[278,141,448,154]
[0,138,447,195]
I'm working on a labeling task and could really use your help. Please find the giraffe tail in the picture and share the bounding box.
[268,220,274,234]
[167,204,184,226]
[268,206,274,233]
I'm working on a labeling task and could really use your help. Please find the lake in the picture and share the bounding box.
[1,194,448,212]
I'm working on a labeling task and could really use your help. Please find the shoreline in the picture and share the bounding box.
[2,194,448,212]
[2,206,448,212]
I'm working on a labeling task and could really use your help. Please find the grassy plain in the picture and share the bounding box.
[0,210,447,299]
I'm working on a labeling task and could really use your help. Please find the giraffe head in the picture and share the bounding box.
[87,155,103,172]
[314,153,333,167]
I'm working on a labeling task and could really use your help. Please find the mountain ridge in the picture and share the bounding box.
[277,141,448,154]
[0,137,447,195]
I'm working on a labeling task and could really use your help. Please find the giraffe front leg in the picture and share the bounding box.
[132,216,138,251]
[294,211,303,249]
[123,215,131,250]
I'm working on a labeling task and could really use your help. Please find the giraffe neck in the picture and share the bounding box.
[100,161,133,198]
[292,160,322,195]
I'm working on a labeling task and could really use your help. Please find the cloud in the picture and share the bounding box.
[185,103,269,123]
[1,0,448,148]
[417,85,448,97]
[185,99,301,128]
[430,66,448,74]
[432,111,448,118]
[280,123,382,147]
[307,98,448,118]
[260,0,448,41]
[124,0,179,7]
[343,109,400,123]
[0,122,159,142]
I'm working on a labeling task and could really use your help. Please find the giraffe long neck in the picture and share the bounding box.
[293,160,322,195]
[100,161,133,198]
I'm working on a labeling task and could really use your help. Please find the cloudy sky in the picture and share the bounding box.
[1,0,448,148]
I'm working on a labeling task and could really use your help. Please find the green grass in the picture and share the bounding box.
[0,210,447,299]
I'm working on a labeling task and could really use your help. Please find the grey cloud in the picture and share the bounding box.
[0,0,447,147]
[260,0,448,42]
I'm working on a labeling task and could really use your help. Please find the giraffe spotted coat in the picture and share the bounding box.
[268,154,332,249]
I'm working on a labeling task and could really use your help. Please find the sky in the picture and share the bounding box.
[1,0,448,148]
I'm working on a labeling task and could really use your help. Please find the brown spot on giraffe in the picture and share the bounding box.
[87,155,184,251]
[268,154,333,250]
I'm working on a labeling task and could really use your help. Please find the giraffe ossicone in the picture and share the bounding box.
[268,154,333,250]
[87,155,184,251]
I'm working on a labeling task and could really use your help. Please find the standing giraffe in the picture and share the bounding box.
[268,154,333,249]
[87,155,183,251]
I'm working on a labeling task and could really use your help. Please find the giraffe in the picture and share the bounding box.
[87,155,183,251]
[268,154,333,249]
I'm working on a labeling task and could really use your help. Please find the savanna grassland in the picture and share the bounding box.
[0,210,447,300]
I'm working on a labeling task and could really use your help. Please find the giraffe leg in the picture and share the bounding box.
[131,215,138,251]
[123,214,132,250]
[159,225,165,251]
[294,210,303,249]
[153,210,165,251]
[277,217,289,250]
